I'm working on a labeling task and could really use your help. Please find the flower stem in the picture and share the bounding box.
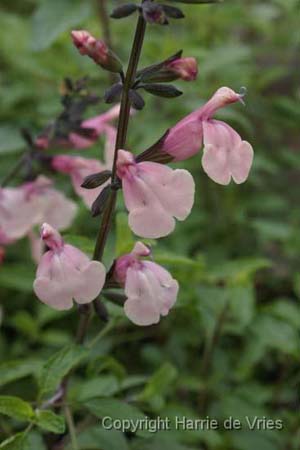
[93,13,147,262]
[64,405,79,450]
[199,301,228,413]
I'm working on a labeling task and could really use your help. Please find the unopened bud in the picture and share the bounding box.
[91,185,111,217]
[71,30,122,73]
[81,170,112,189]
[166,57,198,81]
[142,2,168,25]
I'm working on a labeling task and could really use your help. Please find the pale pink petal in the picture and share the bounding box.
[123,175,176,238]
[33,277,74,311]
[143,261,178,314]
[202,144,231,185]
[137,162,195,220]
[0,188,41,240]
[117,150,194,238]
[199,87,243,120]
[124,268,161,326]
[162,114,203,161]
[42,189,77,230]
[68,132,95,149]
[229,140,254,184]
[83,105,120,131]
[74,261,106,303]
[202,119,253,185]
[34,229,106,310]
[103,125,117,168]
[28,230,43,264]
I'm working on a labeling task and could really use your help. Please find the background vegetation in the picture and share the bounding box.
[0,0,300,449]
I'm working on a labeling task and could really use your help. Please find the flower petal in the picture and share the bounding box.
[202,120,240,185]
[162,114,203,161]
[124,268,161,326]
[74,261,106,303]
[33,277,74,311]
[229,140,254,184]
[138,162,195,220]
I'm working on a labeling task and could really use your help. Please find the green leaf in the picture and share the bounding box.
[76,375,119,402]
[0,433,27,450]
[0,264,35,292]
[34,410,66,434]
[252,219,292,241]
[208,258,271,284]
[0,359,42,388]
[155,252,203,268]
[71,425,129,450]
[138,363,178,409]
[0,396,34,421]
[31,0,92,51]
[0,126,24,154]
[84,399,146,431]
[38,345,88,398]
[116,212,135,256]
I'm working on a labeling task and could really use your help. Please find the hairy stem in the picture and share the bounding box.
[93,13,147,261]
[64,405,79,450]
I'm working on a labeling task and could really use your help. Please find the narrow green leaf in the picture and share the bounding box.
[0,433,27,450]
[0,359,42,387]
[0,126,24,154]
[34,409,66,434]
[70,425,129,450]
[0,396,34,421]
[84,399,146,430]
[116,212,135,256]
[39,345,88,398]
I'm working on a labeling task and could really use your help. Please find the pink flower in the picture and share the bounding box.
[71,30,122,73]
[69,106,120,150]
[115,242,178,326]
[33,224,106,310]
[52,155,106,207]
[0,185,42,241]
[0,176,77,244]
[23,176,77,231]
[166,57,198,81]
[35,105,120,151]
[160,87,254,185]
[116,150,195,238]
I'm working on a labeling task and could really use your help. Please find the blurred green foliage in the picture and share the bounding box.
[1,0,300,449]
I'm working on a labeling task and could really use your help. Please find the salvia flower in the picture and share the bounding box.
[68,106,119,150]
[115,242,178,326]
[160,87,254,185]
[0,176,77,244]
[71,30,122,73]
[34,224,106,310]
[23,176,77,231]
[52,155,107,208]
[116,149,195,238]
[35,105,120,151]
[0,186,42,241]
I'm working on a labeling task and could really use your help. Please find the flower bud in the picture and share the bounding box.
[142,2,168,25]
[166,57,198,81]
[71,30,122,73]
